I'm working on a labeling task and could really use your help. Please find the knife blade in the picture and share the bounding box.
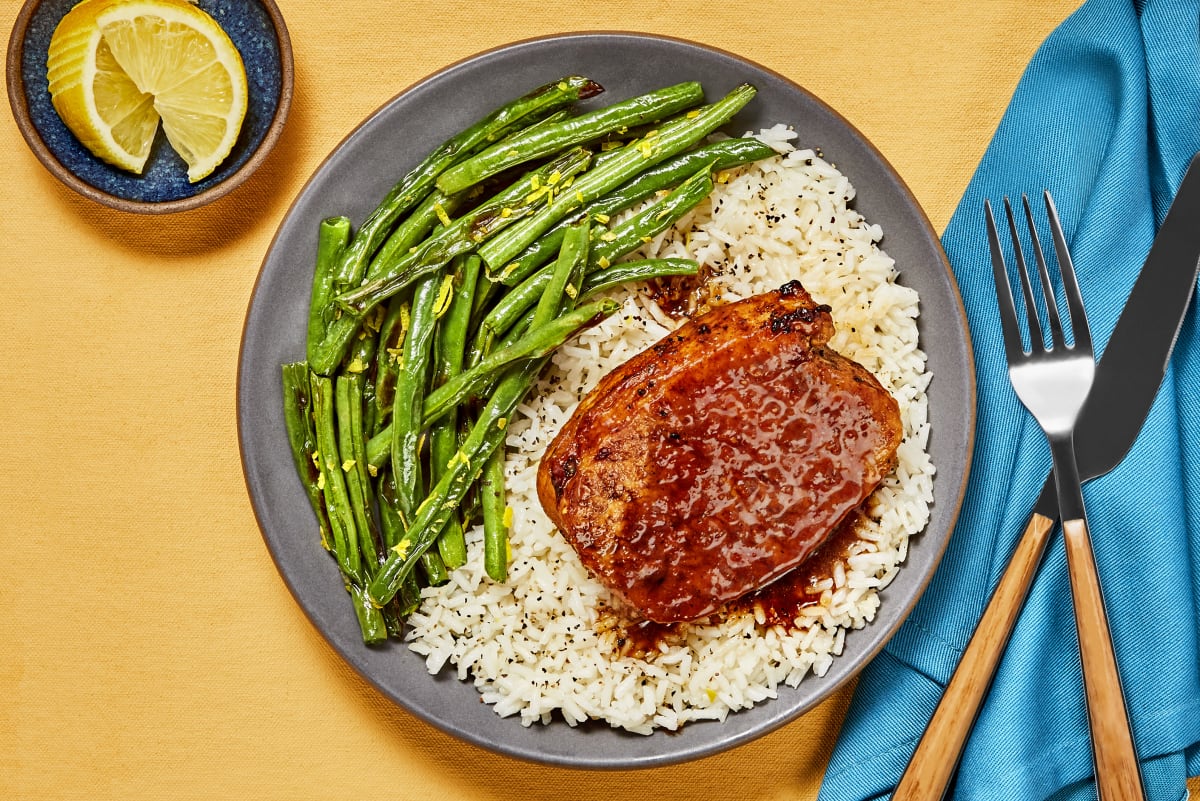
[1029,150,1200,516]
[894,150,1200,801]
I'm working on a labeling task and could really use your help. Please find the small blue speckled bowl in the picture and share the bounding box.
[7,0,292,213]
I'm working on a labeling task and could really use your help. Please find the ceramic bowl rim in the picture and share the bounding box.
[6,0,294,214]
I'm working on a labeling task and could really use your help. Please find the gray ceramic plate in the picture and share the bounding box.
[238,32,975,769]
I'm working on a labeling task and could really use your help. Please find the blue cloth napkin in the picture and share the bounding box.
[818,1,1200,799]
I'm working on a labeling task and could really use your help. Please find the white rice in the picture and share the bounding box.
[404,125,935,734]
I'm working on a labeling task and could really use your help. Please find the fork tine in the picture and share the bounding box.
[1004,197,1046,352]
[984,199,1027,361]
[1022,194,1066,349]
[1043,191,1093,357]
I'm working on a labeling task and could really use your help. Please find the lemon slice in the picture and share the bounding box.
[47,0,248,183]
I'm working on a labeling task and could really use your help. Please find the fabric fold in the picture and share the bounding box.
[819,0,1200,798]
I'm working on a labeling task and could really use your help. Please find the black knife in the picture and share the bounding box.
[1030,159,1200,516]
[894,150,1200,801]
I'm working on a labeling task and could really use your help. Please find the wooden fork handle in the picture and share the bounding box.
[1062,517,1146,801]
[893,512,1055,801]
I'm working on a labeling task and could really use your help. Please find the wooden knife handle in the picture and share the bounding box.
[893,512,1055,801]
[1061,517,1146,801]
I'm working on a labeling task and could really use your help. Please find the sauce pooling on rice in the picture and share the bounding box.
[603,511,870,659]
[645,262,719,319]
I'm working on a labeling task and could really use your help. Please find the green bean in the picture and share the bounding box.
[467,311,534,410]
[595,121,656,149]
[480,222,590,583]
[367,358,547,606]
[609,135,773,201]
[337,146,593,316]
[433,507,467,573]
[281,362,332,549]
[428,255,482,569]
[347,304,384,433]
[462,322,494,373]
[371,296,410,432]
[475,273,551,349]
[474,163,713,345]
[310,312,371,378]
[589,161,714,268]
[311,372,387,643]
[286,79,770,640]
[462,277,519,372]
[509,108,573,136]
[363,296,618,471]
[533,218,590,328]
[390,271,441,525]
[309,372,360,580]
[422,299,619,428]
[306,218,351,359]
[377,473,424,622]
[336,374,381,579]
[347,584,389,645]
[380,596,406,639]
[309,196,448,378]
[388,269,454,590]
[470,274,501,327]
[480,448,509,582]
[578,257,699,300]
[389,271,451,586]
[419,548,449,586]
[308,148,594,376]
[332,75,602,289]
[436,82,704,195]
[466,162,711,397]
[376,470,405,552]
[366,420,392,473]
[475,83,757,272]
[475,258,696,378]
[492,308,534,352]
[364,190,462,284]
[433,257,482,383]
[394,570,422,618]
[490,137,774,285]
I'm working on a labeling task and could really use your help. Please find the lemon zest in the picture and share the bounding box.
[432,274,455,318]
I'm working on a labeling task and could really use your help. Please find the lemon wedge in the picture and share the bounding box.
[47,0,248,183]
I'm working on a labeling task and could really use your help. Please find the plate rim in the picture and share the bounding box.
[237,30,976,768]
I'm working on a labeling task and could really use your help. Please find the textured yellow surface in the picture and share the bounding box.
[10,1,1197,799]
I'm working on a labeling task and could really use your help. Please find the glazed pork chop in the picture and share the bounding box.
[537,280,904,623]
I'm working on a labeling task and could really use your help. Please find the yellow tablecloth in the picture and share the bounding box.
[8,1,1196,799]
